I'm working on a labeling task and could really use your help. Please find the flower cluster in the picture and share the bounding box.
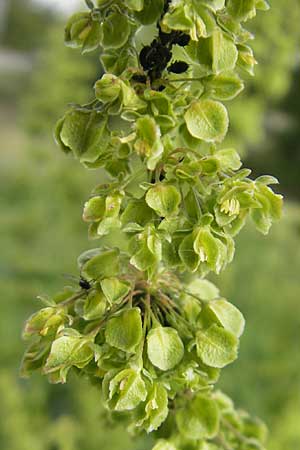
[22,1,281,449]
[22,271,266,447]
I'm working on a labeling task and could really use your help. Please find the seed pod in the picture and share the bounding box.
[64,12,101,53]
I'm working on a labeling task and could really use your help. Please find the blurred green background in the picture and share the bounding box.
[0,0,299,449]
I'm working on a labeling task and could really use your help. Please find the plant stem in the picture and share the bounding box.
[60,291,86,307]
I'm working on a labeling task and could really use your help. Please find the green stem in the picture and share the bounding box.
[60,290,86,307]
[221,418,251,444]
[214,433,234,450]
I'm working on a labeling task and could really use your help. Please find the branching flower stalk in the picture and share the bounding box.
[21,1,283,449]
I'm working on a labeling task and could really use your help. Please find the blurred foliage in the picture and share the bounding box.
[225,0,300,153]
[0,0,54,105]
[0,371,149,450]
[245,68,300,200]
[217,204,300,425]
[21,23,101,136]
[0,0,299,448]
[268,396,300,450]
[0,0,55,51]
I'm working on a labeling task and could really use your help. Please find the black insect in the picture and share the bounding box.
[173,33,190,47]
[79,276,91,290]
[167,61,189,74]
[137,0,190,84]
[132,74,148,84]
[163,0,171,14]
[158,27,190,48]
[139,40,172,81]
[139,40,172,72]
[158,29,174,46]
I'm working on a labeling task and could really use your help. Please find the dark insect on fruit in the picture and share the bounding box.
[132,74,147,84]
[158,29,173,46]
[163,0,171,14]
[173,33,190,47]
[139,41,172,72]
[139,45,155,71]
[167,61,189,74]
[79,276,91,290]
[158,27,190,47]
[137,3,190,85]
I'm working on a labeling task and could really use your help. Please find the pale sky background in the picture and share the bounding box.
[33,0,81,13]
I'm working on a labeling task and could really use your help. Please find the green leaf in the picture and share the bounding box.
[255,175,279,185]
[101,277,131,304]
[161,3,193,35]
[82,248,120,280]
[82,20,102,53]
[97,217,121,236]
[237,44,257,76]
[20,340,51,378]
[77,248,103,269]
[130,229,161,271]
[227,0,256,21]
[103,368,147,411]
[60,110,109,163]
[162,2,215,40]
[250,207,271,235]
[206,299,245,337]
[54,117,71,154]
[101,12,131,49]
[135,0,164,24]
[123,159,148,200]
[23,307,57,339]
[256,0,270,11]
[178,233,200,272]
[121,199,154,226]
[105,308,143,352]
[200,157,219,175]
[136,382,169,432]
[101,46,138,76]
[95,74,122,103]
[212,29,238,74]
[184,100,229,143]
[194,228,225,273]
[187,279,220,301]
[205,73,244,101]
[146,184,181,218]
[104,193,123,218]
[134,116,163,170]
[201,0,225,11]
[121,83,146,111]
[83,290,107,320]
[147,327,184,371]
[176,394,219,439]
[124,0,143,11]
[257,185,283,220]
[44,335,93,381]
[83,196,106,222]
[130,240,158,271]
[180,294,202,326]
[152,440,177,450]
[64,12,91,49]
[215,148,242,170]
[162,240,181,268]
[251,185,283,234]
[196,324,238,368]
